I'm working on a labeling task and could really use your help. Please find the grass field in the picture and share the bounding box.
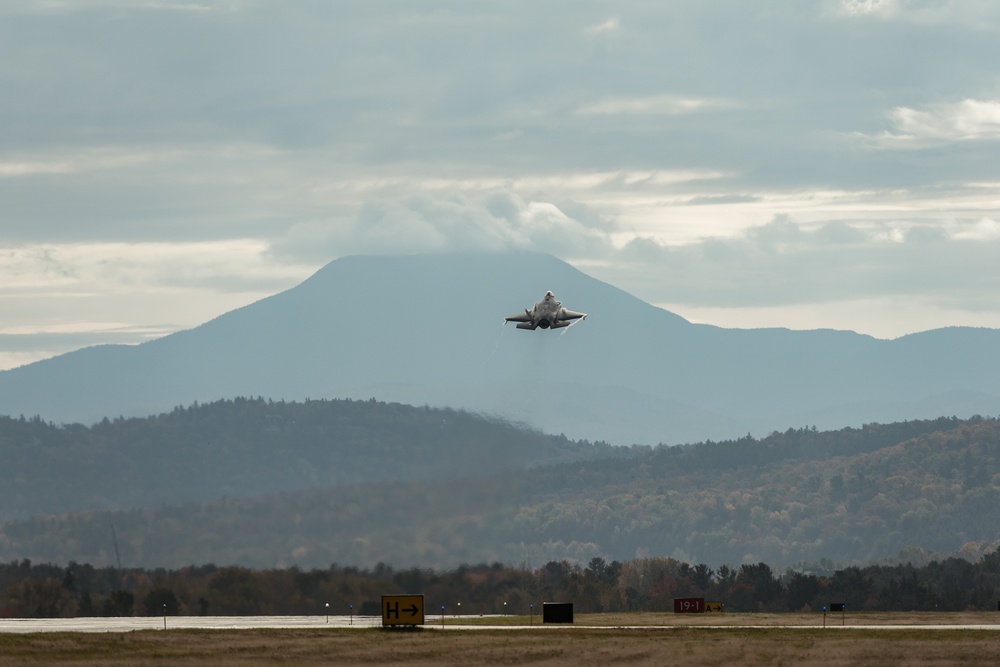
[2,614,999,666]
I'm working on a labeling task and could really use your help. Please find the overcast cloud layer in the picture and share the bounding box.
[2,0,999,370]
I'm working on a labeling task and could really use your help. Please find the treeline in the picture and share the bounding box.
[4,549,1000,618]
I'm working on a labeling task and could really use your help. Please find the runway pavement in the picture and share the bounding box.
[3,615,999,633]
[0,615,381,633]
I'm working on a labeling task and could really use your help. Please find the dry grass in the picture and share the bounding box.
[2,614,1000,666]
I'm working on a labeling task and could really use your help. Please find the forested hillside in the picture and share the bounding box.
[3,415,999,570]
[0,397,612,521]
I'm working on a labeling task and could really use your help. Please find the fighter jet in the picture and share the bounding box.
[504,291,587,330]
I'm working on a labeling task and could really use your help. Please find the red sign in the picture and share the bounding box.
[673,597,704,613]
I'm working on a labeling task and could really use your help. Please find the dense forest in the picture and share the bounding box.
[4,549,1000,618]
[2,410,999,569]
[0,397,613,521]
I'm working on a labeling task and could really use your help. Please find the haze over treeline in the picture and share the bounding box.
[2,399,999,571]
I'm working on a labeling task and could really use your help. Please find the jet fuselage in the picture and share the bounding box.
[504,291,586,331]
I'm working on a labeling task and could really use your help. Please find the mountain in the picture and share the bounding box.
[0,397,609,522]
[1,251,999,445]
[4,416,998,569]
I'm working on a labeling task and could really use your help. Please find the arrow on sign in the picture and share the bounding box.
[404,604,419,616]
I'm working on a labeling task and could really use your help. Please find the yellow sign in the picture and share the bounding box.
[381,595,424,626]
[705,601,723,613]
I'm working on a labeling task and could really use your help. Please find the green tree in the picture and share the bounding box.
[736,563,783,610]
[785,572,821,610]
[692,564,714,592]
[101,590,135,617]
[143,588,180,616]
[4,578,76,618]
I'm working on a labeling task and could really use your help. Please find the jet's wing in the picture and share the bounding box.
[557,309,587,322]
[504,311,532,323]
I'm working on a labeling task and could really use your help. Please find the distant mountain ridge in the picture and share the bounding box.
[0,397,606,522]
[1,251,999,444]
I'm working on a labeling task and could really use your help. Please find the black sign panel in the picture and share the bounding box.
[542,602,574,624]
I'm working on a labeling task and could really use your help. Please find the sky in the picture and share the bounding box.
[2,0,1000,370]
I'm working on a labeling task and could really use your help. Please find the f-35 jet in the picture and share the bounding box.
[504,291,587,330]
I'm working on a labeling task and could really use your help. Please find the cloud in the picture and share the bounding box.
[583,214,1000,330]
[684,194,762,206]
[890,99,1000,141]
[271,190,1000,335]
[0,161,74,176]
[856,99,1000,147]
[0,149,159,177]
[0,238,314,368]
[946,217,1000,240]
[2,0,224,14]
[829,0,1000,25]
[576,95,734,116]
[0,239,302,296]
[835,0,899,17]
[583,17,620,36]
[274,191,616,262]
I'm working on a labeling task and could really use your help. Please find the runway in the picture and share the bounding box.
[0,615,381,633]
[2,615,1000,633]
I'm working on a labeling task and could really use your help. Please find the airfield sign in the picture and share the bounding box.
[673,598,704,613]
[381,595,425,627]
